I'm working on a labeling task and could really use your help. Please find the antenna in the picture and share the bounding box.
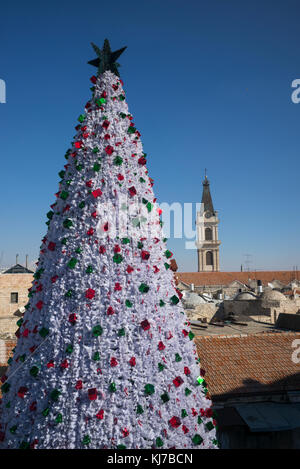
[16,253,19,265]
[243,254,253,272]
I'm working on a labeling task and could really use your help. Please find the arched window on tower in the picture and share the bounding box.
[206,251,213,266]
[205,227,213,240]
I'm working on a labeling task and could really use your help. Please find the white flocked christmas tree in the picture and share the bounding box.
[0,40,218,449]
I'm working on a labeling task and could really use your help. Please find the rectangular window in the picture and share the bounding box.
[10,292,18,304]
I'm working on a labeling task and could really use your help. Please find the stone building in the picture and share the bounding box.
[0,264,33,337]
[195,332,300,449]
[196,174,221,272]
[175,271,300,299]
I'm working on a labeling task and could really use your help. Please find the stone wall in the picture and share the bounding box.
[0,273,33,317]
[0,338,16,396]
[223,298,300,323]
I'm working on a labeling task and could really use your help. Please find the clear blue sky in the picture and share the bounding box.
[0,0,299,272]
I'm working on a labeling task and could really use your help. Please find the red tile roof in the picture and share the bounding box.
[195,332,300,399]
[176,271,300,287]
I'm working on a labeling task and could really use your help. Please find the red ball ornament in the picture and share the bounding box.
[141,319,150,331]
[105,145,114,155]
[92,188,102,198]
[169,416,181,429]
[60,359,69,369]
[88,388,97,401]
[90,76,97,84]
[29,401,37,412]
[86,180,93,188]
[99,245,106,254]
[182,425,189,434]
[75,380,83,390]
[36,301,43,310]
[158,341,165,351]
[138,157,146,166]
[141,250,150,260]
[184,367,191,376]
[87,227,94,236]
[69,313,77,324]
[114,282,122,291]
[107,306,114,315]
[128,186,137,197]
[173,376,184,388]
[17,386,28,398]
[96,409,104,420]
[117,173,124,181]
[126,265,134,274]
[129,357,136,367]
[102,120,110,129]
[48,241,56,251]
[85,289,95,300]
[114,245,121,253]
[110,357,118,367]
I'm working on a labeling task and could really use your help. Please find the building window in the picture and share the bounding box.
[205,227,213,240]
[206,251,213,266]
[10,292,19,304]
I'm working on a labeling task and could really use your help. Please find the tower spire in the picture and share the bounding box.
[201,171,215,215]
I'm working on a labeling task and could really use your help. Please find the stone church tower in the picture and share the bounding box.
[196,174,221,272]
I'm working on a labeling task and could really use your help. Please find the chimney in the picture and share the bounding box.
[257,279,263,294]
[190,283,194,292]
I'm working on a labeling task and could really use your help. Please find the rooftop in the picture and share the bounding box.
[176,271,300,287]
[2,264,34,274]
[195,332,300,400]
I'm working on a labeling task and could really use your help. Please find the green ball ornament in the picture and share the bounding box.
[59,191,68,201]
[82,435,90,445]
[144,383,155,395]
[139,283,149,294]
[39,327,49,338]
[92,325,103,337]
[68,258,78,269]
[113,253,123,264]
[170,295,179,305]
[158,363,165,372]
[160,392,169,403]
[93,162,101,172]
[55,413,63,424]
[63,219,73,229]
[192,434,203,446]
[109,382,116,393]
[50,389,61,402]
[136,404,144,414]
[66,344,73,354]
[30,366,39,377]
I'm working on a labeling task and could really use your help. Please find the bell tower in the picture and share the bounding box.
[196,173,221,272]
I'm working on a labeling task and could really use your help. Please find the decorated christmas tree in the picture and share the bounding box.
[0,40,218,449]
